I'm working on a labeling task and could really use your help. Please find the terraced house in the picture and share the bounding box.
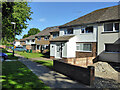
[50,5,120,66]
[34,26,59,53]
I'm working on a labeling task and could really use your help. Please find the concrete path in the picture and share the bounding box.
[16,55,90,88]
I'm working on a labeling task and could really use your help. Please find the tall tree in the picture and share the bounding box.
[28,28,40,36]
[22,34,29,38]
[2,1,33,42]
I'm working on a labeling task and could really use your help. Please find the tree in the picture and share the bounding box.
[23,34,29,38]
[28,28,40,36]
[2,1,33,42]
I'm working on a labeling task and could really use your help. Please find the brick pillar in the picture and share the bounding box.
[88,66,95,87]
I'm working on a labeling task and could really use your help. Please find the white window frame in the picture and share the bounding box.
[76,43,92,52]
[103,22,119,32]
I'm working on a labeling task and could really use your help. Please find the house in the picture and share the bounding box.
[97,5,120,63]
[35,26,59,53]
[50,5,120,66]
[14,40,21,46]
[19,38,27,49]
[25,35,36,51]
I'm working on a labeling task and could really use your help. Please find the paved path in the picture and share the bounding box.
[15,54,90,88]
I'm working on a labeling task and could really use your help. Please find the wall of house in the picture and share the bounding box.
[14,41,20,46]
[67,36,77,58]
[35,36,50,45]
[50,42,56,57]
[59,25,97,41]
[98,22,120,63]
[26,39,35,45]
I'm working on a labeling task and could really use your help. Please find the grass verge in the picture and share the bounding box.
[2,61,50,89]
[34,60,53,69]
[15,51,44,59]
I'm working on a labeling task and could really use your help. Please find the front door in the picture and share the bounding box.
[56,43,62,59]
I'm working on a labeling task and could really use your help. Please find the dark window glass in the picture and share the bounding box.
[115,23,119,31]
[67,28,73,34]
[105,44,120,52]
[85,26,93,33]
[104,23,113,31]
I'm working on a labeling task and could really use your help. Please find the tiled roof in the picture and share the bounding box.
[25,35,35,40]
[50,35,75,42]
[60,5,120,27]
[35,26,59,37]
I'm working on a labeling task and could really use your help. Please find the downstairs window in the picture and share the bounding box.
[76,43,92,52]
[105,44,120,52]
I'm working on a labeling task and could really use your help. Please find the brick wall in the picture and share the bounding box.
[53,60,95,86]
[62,57,94,67]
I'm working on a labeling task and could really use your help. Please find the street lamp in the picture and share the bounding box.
[11,22,16,56]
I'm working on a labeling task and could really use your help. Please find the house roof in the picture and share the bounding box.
[50,28,59,33]
[25,35,35,40]
[50,35,75,42]
[35,26,59,37]
[60,5,120,28]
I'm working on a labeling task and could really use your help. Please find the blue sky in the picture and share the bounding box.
[16,2,118,39]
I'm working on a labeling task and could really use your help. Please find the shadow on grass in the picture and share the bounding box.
[2,61,50,89]
[35,60,53,69]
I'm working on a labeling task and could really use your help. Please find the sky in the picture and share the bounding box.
[16,2,119,39]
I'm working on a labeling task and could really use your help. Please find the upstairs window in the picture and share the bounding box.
[44,36,49,40]
[76,43,92,52]
[37,37,41,41]
[104,23,113,31]
[104,23,119,32]
[27,40,29,42]
[81,26,93,33]
[115,23,119,31]
[64,28,73,35]
[105,44,120,52]
[32,39,35,42]
[67,28,73,34]
[53,33,58,38]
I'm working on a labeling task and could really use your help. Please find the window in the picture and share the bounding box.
[44,36,49,40]
[37,37,41,41]
[81,26,93,33]
[67,28,73,34]
[64,28,73,35]
[76,43,92,51]
[104,23,119,32]
[105,44,120,52]
[53,33,58,38]
[32,39,35,42]
[85,26,93,33]
[115,23,119,31]
[27,40,29,42]
[44,45,49,49]
[104,23,113,31]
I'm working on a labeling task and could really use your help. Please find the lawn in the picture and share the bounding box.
[1,49,18,60]
[15,51,45,59]
[2,61,51,89]
[34,60,53,69]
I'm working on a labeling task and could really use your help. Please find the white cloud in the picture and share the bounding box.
[39,18,46,22]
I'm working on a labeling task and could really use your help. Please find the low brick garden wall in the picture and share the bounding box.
[53,60,95,86]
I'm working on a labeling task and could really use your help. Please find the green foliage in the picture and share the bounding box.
[2,2,33,42]
[35,60,53,69]
[22,34,29,38]
[2,61,50,89]
[15,51,44,58]
[28,28,40,36]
